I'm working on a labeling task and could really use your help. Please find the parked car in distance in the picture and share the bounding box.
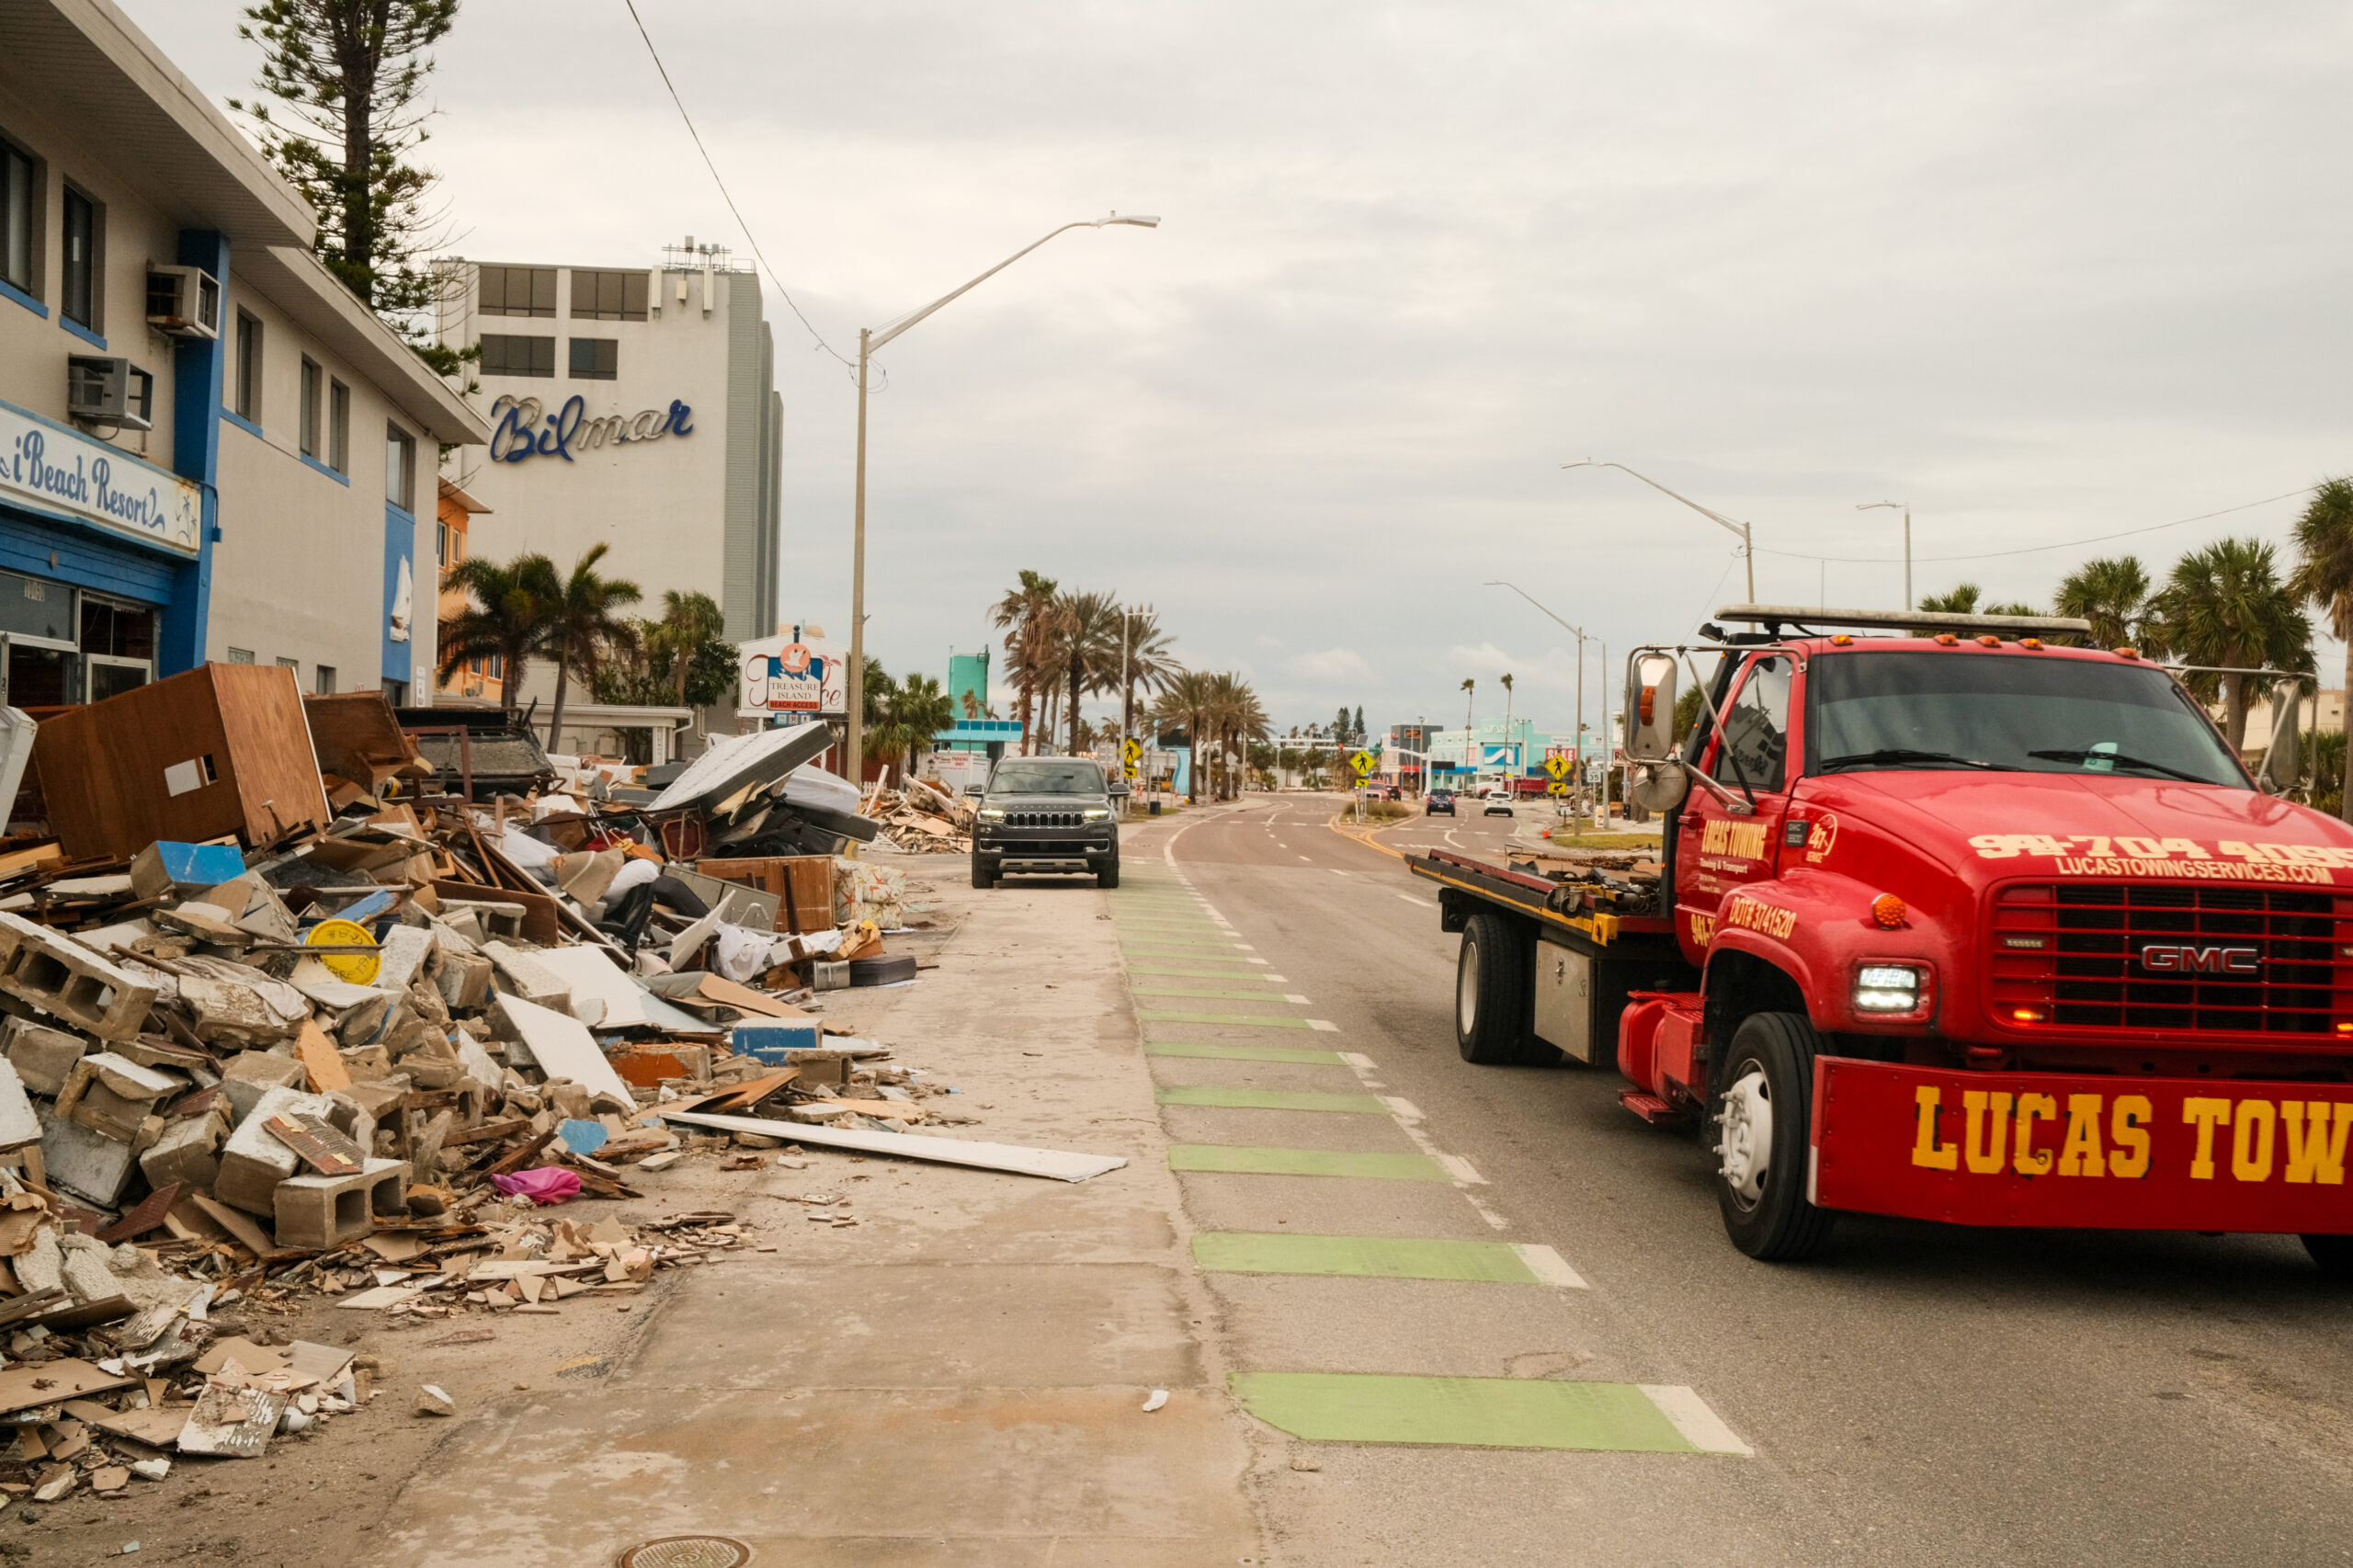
[1427,790,1456,815]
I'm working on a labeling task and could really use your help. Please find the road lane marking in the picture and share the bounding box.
[1168,1146,1451,1180]
[1155,1086,1391,1114]
[1397,893,1435,908]
[1509,1244,1588,1289]
[1436,1153,1486,1184]
[1131,984,1300,1000]
[1192,1233,1572,1283]
[1229,1374,1738,1454]
[1307,1019,1339,1031]
[1281,994,1311,1004]
[1639,1386,1756,1455]
[1139,1011,1316,1028]
[1126,965,1286,980]
[1145,1042,1350,1064]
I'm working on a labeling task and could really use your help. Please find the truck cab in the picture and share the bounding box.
[1415,604,2353,1270]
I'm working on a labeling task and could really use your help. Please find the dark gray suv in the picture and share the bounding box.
[966,758,1128,889]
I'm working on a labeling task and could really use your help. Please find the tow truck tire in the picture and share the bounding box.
[1456,912,1551,1065]
[1712,1011,1837,1262]
[2301,1233,2353,1278]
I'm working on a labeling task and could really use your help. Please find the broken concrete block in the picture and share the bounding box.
[36,1104,137,1208]
[177,970,298,1048]
[481,942,572,1016]
[274,1157,407,1250]
[220,1051,307,1125]
[1,1015,90,1096]
[54,1052,184,1142]
[339,1042,393,1083]
[57,1235,119,1304]
[139,1108,229,1192]
[0,1055,35,1153]
[435,949,494,1012]
[415,1383,456,1417]
[338,1077,407,1127]
[376,925,433,995]
[215,1085,334,1216]
[0,914,157,1040]
[322,1090,377,1162]
[15,1226,62,1295]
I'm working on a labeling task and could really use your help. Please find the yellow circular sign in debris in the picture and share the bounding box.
[305,919,381,985]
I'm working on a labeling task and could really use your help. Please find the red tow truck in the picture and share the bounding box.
[1410,604,2353,1267]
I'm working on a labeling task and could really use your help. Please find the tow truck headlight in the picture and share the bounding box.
[1855,963,1926,1014]
[978,807,1006,823]
[1083,807,1111,821]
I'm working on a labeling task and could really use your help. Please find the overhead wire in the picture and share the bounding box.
[620,0,856,371]
[1753,485,2320,565]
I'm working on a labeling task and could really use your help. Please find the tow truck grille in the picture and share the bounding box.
[1989,883,2353,1036]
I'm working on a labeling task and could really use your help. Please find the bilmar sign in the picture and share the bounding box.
[0,399,200,556]
[489,393,694,465]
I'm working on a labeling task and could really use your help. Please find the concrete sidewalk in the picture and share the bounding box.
[363,854,1262,1566]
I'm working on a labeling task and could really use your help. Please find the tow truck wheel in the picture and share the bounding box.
[2301,1233,2353,1278]
[1455,912,1553,1065]
[1711,1011,1836,1262]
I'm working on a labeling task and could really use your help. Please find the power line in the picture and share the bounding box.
[620,0,854,369]
[1755,485,2319,566]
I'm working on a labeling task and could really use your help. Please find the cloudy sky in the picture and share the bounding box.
[122,0,2353,737]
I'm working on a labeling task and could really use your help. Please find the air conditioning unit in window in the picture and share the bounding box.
[145,264,222,339]
[67,355,154,431]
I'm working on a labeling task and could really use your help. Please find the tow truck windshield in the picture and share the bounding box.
[1804,650,2248,787]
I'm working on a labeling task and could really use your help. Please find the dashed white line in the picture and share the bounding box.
[1641,1386,1754,1456]
[1307,1019,1339,1032]
[1282,994,1311,1005]
[1397,893,1435,908]
[1511,1244,1589,1290]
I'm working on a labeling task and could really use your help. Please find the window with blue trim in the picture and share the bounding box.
[61,186,96,331]
[2,133,34,299]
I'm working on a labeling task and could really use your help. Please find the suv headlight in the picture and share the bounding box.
[1083,807,1111,821]
[1854,963,1926,1014]
[978,807,1006,823]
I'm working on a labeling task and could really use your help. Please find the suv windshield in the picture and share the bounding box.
[1805,651,2249,788]
[989,761,1107,795]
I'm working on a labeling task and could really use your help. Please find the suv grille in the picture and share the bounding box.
[1989,882,2353,1036]
[1005,811,1088,828]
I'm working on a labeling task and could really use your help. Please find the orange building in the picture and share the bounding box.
[434,478,497,701]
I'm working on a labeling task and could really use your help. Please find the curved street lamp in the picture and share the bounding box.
[846,213,1160,777]
[1563,460,1756,601]
[1857,500,1911,609]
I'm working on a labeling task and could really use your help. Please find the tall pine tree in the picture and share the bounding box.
[232,1,469,374]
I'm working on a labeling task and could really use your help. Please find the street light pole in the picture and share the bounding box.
[1858,500,1911,609]
[1484,580,1591,818]
[844,213,1160,781]
[1563,460,1756,601]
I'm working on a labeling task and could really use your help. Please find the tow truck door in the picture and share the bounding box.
[1674,653,1796,961]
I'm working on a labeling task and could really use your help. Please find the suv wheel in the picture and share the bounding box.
[1097,857,1120,890]
[971,858,996,890]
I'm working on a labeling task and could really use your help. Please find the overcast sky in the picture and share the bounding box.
[121,0,2353,737]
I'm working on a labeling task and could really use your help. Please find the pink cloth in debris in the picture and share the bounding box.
[492,1168,582,1206]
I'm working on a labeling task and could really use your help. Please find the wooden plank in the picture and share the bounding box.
[0,1359,134,1418]
[660,1108,1129,1184]
[261,1114,363,1176]
[479,1128,556,1180]
[188,1193,301,1260]
[443,1117,531,1147]
[428,879,561,945]
[294,1021,351,1094]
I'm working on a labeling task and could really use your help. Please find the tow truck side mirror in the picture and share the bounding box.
[1625,653,1679,762]
[2259,687,2310,794]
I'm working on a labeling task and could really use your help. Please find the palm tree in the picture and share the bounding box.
[1115,604,1182,743]
[438,551,559,712]
[2146,538,2313,751]
[1053,590,1125,756]
[988,571,1061,756]
[1500,674,1515,755]
[2056,556,2151,649]
[1460,677,1474,779]
[1152,670,1218,803]
[647,589,728,708]
[2290,479,2353,820]
[870,672,956,780]
[539,544,642,753]
[1915,584,1982,615]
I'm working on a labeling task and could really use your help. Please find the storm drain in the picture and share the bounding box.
[617,1538,752,1568]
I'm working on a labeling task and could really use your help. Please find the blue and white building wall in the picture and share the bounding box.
[0,0,486,709]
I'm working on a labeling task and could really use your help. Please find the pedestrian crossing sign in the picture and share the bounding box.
[1548,779,1569,794]
[1122,737,1142,763]
[1349,749,1376,778]
[1544,753,1573,780]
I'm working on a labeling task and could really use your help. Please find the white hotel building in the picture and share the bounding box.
[433,242,785,677]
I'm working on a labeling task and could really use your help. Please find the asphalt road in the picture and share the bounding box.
[1122,793,2353,1568]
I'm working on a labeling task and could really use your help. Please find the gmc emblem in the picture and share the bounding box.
[2140,944,2261,975]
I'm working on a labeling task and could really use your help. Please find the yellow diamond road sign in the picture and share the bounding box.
[1548,779,1569,795]
[1122,738,1142,763]
[1544,753,1572,780]
[1349,749,1376,777]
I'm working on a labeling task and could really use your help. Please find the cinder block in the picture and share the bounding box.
[139,1108,228,1191]
[0,1055,38,1153]
[54,1052,184,1142]
[0,914,157,1040]
[219,1051,306,1125]
[215,1085,333,1216]
[0,1016,90,1096]
[36,1104,136,1208]
[375,925,433,994]
[273,1158,407,1250]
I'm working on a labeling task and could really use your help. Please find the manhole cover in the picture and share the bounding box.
[617,1538,752,1568]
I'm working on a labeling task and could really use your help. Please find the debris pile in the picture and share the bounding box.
[863,778,975,855]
